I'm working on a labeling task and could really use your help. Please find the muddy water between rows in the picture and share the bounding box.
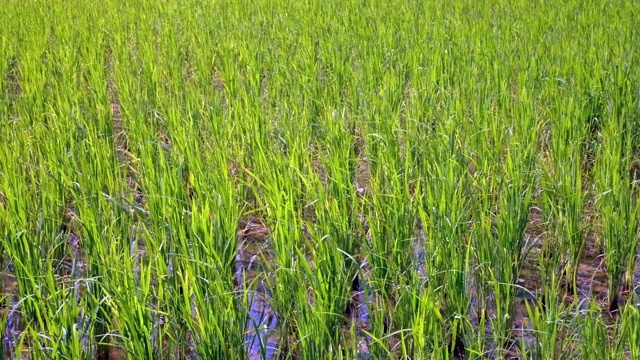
[236,219,373,360]
[235,239,279,360]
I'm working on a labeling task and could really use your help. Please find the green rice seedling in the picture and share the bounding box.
[410,286,450,359]
[246,123,310,356]
[0,5,111,357]
[593,68,640,313]
[521,270,573,359]
[361,117,418,356]
[472,157,535,352]
[577,303,628,360]
[620,303,640,357]
[0,291,8,348]
[353,32,427,353]
[470,92,538,352]
[0,131,31,354]
[5,185,89,360]
[182,146,245,357]
[540,92,587,294]
[415,126,471,357]
[110,7,248,355]
[577,307,608,360]
[290,109,362,358]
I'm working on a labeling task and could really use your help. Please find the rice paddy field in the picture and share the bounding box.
[1,0,640,358]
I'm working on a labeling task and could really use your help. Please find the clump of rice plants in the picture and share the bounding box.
[540,91,587,295]
[593,65,640,314]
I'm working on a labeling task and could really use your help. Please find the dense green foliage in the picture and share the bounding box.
[1,0,639,358]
